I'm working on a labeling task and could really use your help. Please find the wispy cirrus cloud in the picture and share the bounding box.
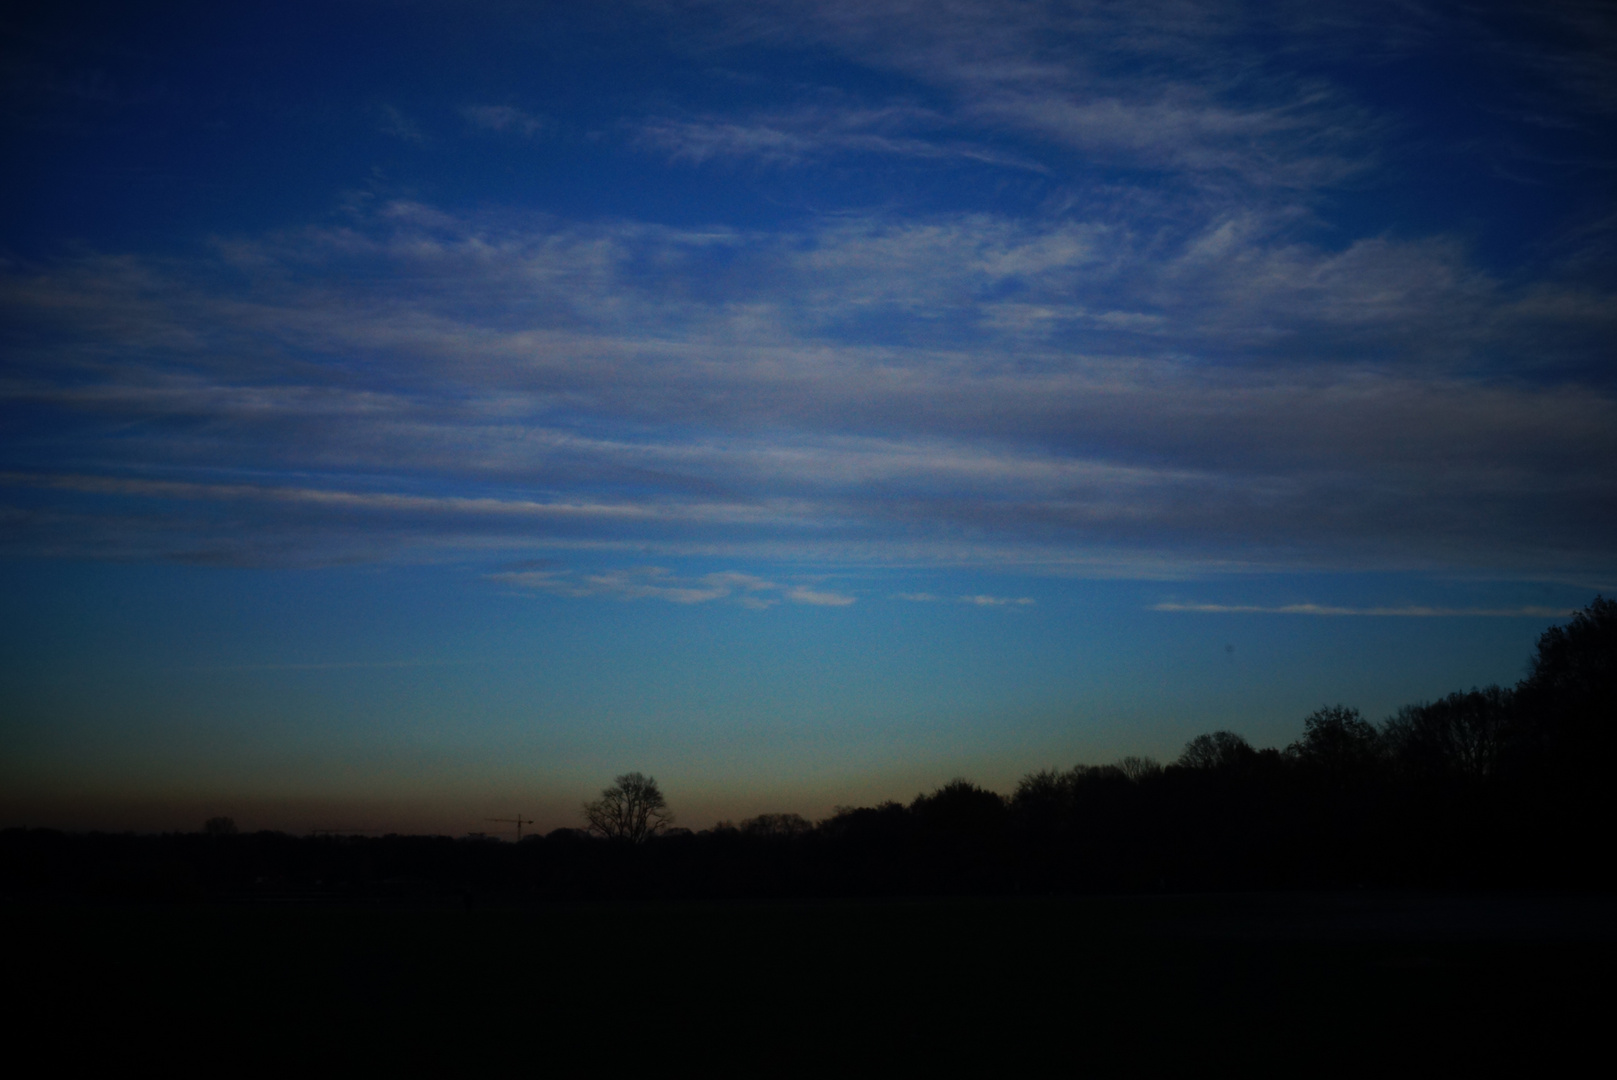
[373,102,428,143]
[1152,602,1576,618]
[1,198,1613,577]
[0,471,796,526]
[960,594,1036,607]
[784,584,858,606]
[462,104,547,138]
[893,592,1033,607]
[707,0,1383,189]
[634,105,1046,171]
[490,566,854,608]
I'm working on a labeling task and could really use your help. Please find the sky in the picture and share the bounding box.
[2,1,1613,835]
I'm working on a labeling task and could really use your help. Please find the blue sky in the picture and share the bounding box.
[2,1,1613,833]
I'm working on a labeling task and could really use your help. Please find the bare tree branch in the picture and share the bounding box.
[582,772,672,843]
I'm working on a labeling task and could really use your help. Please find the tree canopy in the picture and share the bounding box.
[582,772,672,844]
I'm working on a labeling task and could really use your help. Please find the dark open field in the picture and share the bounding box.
[15,892,1612,1069]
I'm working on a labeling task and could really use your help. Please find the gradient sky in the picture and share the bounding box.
[2,1,1613,835]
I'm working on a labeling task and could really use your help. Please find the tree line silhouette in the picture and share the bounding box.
[4,597,1612,901]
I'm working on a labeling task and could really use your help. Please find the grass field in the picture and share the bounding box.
[15,892,1612,1069]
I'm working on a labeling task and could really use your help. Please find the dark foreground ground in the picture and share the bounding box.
[13,891,1613,1070]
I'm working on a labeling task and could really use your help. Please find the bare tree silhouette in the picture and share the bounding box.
[1383,688,1511,782]
[740,813,813,838]
[582,772,673,843]
[1288,705,1382,776]
[1177,731,1255,770]
[1117,756,1163,782]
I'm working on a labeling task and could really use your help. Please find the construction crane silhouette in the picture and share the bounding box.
[488,815,535,841]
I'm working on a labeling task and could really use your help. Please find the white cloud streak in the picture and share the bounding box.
[1,199,1612,577]
[462,104,547,138]
[1152,603,1576,618]
[0,472,787,526]
[634,105,1046,171]
[490,566,854,608]
[705,0,1384,189]
[4,0,1615,588]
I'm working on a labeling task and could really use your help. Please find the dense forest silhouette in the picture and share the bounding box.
[6,597,1613,902]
